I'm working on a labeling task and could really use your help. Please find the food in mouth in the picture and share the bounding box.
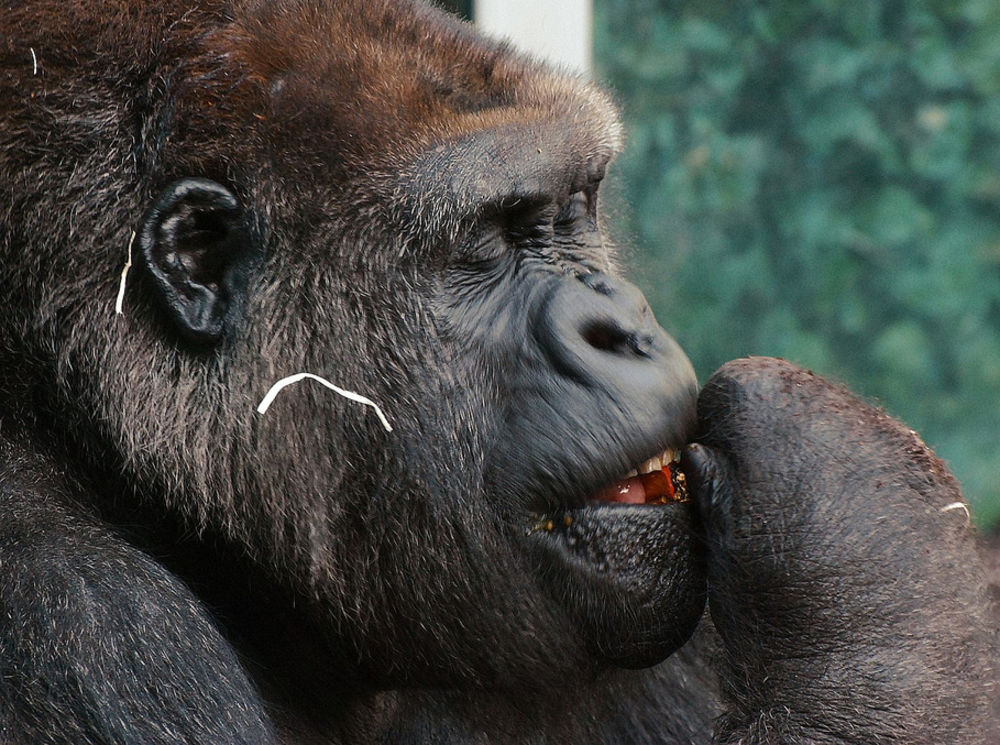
[592,449,689,505]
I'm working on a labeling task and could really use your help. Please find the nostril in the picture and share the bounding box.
[582,321,627,353]
[629,332,654,358]
[582,321,651,358]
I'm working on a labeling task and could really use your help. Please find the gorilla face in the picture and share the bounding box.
[1,0,703,691]
[438,163,703,670]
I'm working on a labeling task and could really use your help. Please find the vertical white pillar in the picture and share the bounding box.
[474,0,592,76]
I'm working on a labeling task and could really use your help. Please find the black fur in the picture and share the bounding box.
[688,358,998,743]
[0,1,995,743]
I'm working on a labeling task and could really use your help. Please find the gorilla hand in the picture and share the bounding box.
[686,357,997,745]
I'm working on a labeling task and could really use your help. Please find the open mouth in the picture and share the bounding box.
[524,441,706,669]
[529,446,692,532]
[589,447,689,506]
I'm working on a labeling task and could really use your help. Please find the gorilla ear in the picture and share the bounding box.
[139,178,253,346]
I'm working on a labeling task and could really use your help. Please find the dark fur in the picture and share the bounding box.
[690,358,998,743]
[0,1,996,743]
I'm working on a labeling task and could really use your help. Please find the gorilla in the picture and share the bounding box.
[0,0,996,743]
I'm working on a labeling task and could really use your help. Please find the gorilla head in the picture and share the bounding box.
[0,0,702,697]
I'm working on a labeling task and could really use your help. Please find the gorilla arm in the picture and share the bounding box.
[687,357,998,744]
[0,439,275,745]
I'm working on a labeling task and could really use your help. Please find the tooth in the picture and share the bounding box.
[664,448,677,463]
[625,468,638,478]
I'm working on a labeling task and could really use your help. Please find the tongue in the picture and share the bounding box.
[593,476,647,504]
[592,467,682,505]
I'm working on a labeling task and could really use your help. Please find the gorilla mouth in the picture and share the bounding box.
[526,440,705,669]
[589,448,688,506]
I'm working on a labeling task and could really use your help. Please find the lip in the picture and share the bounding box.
[514,436,706,670]
[522,493,706,668]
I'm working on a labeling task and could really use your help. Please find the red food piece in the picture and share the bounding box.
[592,462,689,505]
[640,469,674,502]
[641,463,688,504]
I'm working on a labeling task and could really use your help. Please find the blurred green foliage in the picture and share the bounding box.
[594,0,1000,525]
[435,0,472,20]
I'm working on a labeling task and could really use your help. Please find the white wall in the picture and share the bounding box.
[474,0,592,75]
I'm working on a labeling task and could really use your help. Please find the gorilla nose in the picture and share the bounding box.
[575,272,658,359]
[534,272,697,410]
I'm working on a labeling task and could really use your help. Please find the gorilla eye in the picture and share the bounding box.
[495,195,554,247]
[554,190,595,233]
[464,223,508,263]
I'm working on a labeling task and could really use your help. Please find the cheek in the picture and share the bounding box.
[438,259,534,344]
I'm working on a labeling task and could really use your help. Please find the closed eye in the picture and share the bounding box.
[554,189,598,235]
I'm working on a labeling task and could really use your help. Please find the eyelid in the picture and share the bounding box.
[554,188,595,227]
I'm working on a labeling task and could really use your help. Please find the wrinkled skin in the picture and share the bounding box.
[0,1,996,743]
[688,358,998,743]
